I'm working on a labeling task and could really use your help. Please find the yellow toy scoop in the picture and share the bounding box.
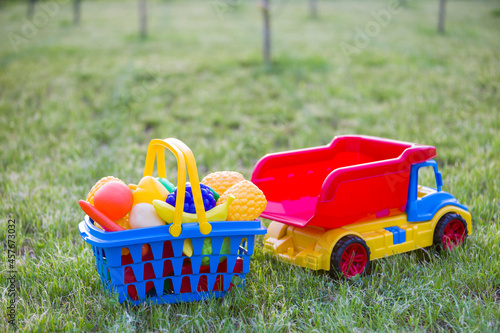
[153,195,235,224]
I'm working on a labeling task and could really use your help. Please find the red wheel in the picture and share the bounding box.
[340,243,368,278]
[433,213,468,251]
[330,236,371,278]
[442,219,466,250]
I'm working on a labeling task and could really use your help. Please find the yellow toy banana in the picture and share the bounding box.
[153,195,235,224]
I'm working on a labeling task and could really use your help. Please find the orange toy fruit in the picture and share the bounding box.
[94,181,134,220]
[201,171,245,196]
[217,180,267,221]
[86,176,125,205]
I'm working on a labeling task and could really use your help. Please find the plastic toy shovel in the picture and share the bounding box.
[78,200,125,232]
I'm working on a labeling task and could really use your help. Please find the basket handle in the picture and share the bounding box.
[143,138,211,237]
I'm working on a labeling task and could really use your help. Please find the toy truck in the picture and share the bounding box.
[251,135,471,278]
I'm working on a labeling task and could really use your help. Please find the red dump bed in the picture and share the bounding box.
[251,135,436,229]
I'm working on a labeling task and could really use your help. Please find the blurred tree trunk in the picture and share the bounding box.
[437,0,446,33]
[261,0,271,65]
[27,0,36,19]
[139,0,147,39]
[73,0,81,25]
[309,0,317,18]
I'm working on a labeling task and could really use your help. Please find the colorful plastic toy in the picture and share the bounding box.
[153,196,235,224]
[201,171,245,196]
[78,200,125,232]
[217,180,267,221]
[167,183,217,213]
[129,176,169,205]
[251,135,472,278]
[94,182,134,220]
[129,203,166,229]
[86,176,126,205]
[79,138,266,304]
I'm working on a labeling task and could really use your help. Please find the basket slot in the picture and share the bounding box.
[171,258,184,276]
[237,238,248,255]
[124,266,136,284]
[234,258,243,273]
[190,256,202,274]
[216,257,227,272]
[171,239,184,257]
[181,276,192,293]
[145,281,156,298]
[162,241,174,258]
[197,275,207,292]
[171,277,182,294]
[214,274,224,291]
[144,262,156,280]
[163,259,174,277]
[226,256,237,273]
[141,244,154,261]
[121,250,133,266]
[126,284,138,301]
[181,258,192,275]
[191,238,205,255]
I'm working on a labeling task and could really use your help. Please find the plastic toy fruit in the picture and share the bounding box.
[217,180,267,221]
[86,176,125,205]
[93,182,134,220]
[129,203,166,229]
[166,183,216,214]
[201,171,245,196]
[153,195,235,224]
[129,176,169,205]
[78,200,125,232]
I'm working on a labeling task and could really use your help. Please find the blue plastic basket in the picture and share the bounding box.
[79,216,266,304]
[78,138,267,304]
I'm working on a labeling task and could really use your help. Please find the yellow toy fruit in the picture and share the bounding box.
[152,195,235,224]
[217,180,267,221]
[201,171,245,196]
[86,176,125,205]
[129,176,169,205]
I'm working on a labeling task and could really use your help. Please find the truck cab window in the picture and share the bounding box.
[418,166,437,198]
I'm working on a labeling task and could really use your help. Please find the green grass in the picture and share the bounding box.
[1,0,499,331]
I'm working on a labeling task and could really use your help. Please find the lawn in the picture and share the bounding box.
[1,0,499,331]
